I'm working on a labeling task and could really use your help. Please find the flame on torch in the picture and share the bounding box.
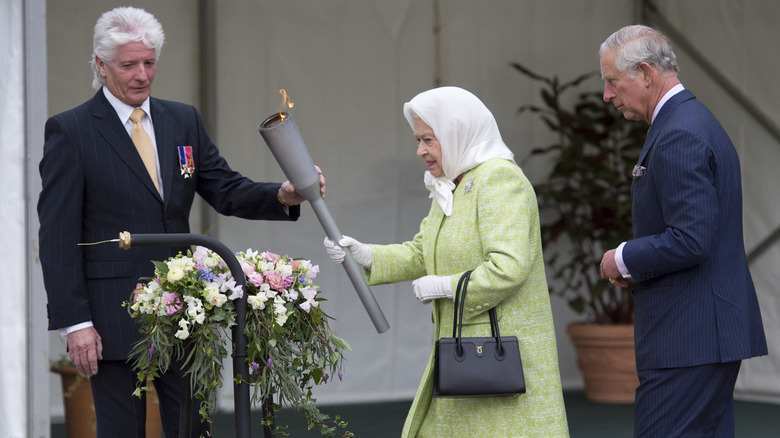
[278,89,294,120]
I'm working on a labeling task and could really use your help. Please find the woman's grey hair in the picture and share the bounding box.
[599,24,678,78]
[90,7,165,89]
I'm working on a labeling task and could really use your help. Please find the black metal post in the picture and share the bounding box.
[119,232,263,438]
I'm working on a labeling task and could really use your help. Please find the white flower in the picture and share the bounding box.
[244,249,259,259]
[203,255,220,269]
[192,246,211,263]
[179,319,190,329]
[204,282,220,297]
[168,256,195,272]
[299,286,319,313]
[205,288,228,307]
[275,312,288,326]
[167,267,185,282]
[258,283,272,297]
[185,296,204,317]
[175,328,190,340]
[194,313,205,324]
[273,296,286,313]
[277,264,293,278]
[305,263,319,281]
[259,261,274,272]
[220,278,243,300]
[284,289,299,301]
[247,294,268,310]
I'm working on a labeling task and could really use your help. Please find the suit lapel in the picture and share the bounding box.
[636,89,696,166]
[92,91,163,202]
[150,98,175,205]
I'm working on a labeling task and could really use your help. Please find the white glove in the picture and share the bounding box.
[412,275,453,304]
[323,236,346,263]
[323,235,373,269]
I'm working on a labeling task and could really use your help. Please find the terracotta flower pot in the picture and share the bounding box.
[567,323,639,403]
[51,365,163,437]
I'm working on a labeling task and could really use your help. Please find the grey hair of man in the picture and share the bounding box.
[90,6,165,89]
[599,24,679,79]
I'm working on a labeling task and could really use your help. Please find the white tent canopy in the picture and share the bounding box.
[5,1,778,435]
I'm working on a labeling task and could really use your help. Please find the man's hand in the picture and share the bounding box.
[600,249,629,288]
[67,327,103,376]
[277,165,326,206]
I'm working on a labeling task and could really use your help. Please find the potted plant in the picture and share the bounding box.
[50,356,162,437]
[512,62,646,402]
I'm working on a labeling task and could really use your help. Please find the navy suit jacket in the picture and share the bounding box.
[623,89,767,370]
[38,90,300,360]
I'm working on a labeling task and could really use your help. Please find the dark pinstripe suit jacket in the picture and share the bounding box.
[623,89,767,371]
[38,90,300,360]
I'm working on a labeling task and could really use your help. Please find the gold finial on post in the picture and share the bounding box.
[119,231,132,250]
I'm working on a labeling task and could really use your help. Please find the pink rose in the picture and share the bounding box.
[241,260,256,277]
[261,251,280,262]
[264,271,284,291]
[247,271,265,287]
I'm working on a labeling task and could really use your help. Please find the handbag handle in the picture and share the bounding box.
[452,271,505,357]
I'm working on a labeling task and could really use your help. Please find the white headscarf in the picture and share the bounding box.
[403,86,514,215]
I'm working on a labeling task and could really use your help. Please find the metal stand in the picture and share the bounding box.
[119,232,273,438]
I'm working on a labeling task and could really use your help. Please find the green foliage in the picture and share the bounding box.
[513,62,646,324]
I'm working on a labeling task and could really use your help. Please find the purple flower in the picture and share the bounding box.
[251,362,259,374]
[163,293,183,316]
[323,374,329,384]
[267,358,274,370]
[338,370,343,381]
[149,343,156,359]
[198,268,216,283]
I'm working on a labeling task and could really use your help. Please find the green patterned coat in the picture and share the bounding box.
[366,158,569,437]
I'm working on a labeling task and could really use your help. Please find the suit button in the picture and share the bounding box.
[475,305,483,311]
[467,308,475,313]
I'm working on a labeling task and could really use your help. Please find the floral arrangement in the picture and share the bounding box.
[125,247,352,436]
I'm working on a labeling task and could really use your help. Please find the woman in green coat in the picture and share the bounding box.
[325,87,569,437]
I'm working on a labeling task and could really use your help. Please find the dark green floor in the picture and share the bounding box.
[52,392,780,437]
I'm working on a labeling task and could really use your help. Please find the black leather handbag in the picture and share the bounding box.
[433,270,526,397]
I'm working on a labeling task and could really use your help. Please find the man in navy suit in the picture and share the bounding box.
[598,25,767,437]
[37,7,324,437]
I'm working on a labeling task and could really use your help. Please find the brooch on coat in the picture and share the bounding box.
[178,146,195,178]
[632,165,646,179]
[464,178,474,194]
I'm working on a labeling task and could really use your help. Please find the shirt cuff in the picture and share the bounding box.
[58,321,94,340]
[615,242,632,279]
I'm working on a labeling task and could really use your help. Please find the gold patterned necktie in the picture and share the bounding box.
[129,108,161,194]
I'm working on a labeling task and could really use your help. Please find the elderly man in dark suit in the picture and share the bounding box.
[598,25,767,437]
[37,6,323,437]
